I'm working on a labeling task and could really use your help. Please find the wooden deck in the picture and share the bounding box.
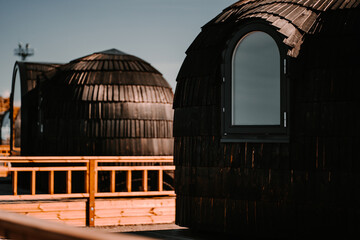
[0,156,175,227]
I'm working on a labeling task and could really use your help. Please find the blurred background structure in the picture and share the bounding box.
[14,43,34,61]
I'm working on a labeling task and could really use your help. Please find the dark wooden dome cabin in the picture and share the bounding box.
[25,49,174,156]
[174,0,360,237]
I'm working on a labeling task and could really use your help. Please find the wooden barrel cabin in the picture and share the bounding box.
[12,49,173,156]
[174,0,360,237]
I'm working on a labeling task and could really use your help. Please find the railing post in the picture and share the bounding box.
[31,170,36,195]
[49,170,54,194]
[12,171,17,196]
[142,170,148,192]
[87,159,96,227]
[158,170,163,192]
[110,170,115,193]
[126,170,132,192]
[67,170,72,194]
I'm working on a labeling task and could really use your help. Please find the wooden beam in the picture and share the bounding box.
[67,170,72,194]
[127,170,132,192]
[0,155,173,163]
[12,171,17,196]
[5,167,87,171]
[142,170,148,192]
[49,170,54,194]
[0,193,90,201]
[87,159,96,227]
[31,170,36,195]
[97,166,175,171]
[94,166,98,194]
[95,191,175,198]
[110,170,115,193]
[158,170,163,192]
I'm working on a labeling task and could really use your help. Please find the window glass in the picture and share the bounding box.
[1,111,10,145]
[232,31,280,125]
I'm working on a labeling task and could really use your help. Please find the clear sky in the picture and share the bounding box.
[0,0,236,97]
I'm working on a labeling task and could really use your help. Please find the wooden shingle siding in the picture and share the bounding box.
[43,102,173,121]
[73,85,173,103]
[174,0,360,237]
[42,119,172,139]
[63,71,169,87]
[207,0,358,57]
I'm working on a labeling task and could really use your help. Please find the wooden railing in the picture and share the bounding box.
[0,145,20,157]
[0,156,175,226]
[0,145,10,157]
[0,209,151,240]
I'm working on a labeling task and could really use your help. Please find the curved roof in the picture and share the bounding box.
[43,48,173,104]
[95,48,127,55]
[13,62,62,97]
[191,0,359,57]
[50,49,169,88]
[69,48,159,73]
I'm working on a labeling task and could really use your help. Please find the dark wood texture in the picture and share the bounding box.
[15,62,61,96]
[10,62,61,154]
[21,49,174,156]
[174,0,360,237]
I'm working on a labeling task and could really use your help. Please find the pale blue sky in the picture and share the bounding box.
[0,0,235,97]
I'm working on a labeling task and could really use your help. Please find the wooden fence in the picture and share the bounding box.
[0,156,175,227]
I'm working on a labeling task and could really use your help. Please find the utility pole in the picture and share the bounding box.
[14,42,34,61]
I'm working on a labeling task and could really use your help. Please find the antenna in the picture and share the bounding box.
[14,42,34,61]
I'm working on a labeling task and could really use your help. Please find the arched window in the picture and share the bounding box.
[222,23,289,142]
